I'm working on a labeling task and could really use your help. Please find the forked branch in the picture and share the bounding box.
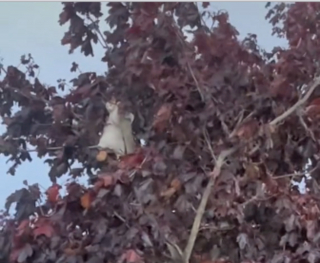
[182,76,320,263]
[183,147,238,263]
[270,77,320,126]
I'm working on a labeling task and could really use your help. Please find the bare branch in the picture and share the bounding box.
[270,77,320,126]
[183,147,238,263]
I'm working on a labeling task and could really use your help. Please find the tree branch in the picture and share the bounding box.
[269,76,320,126]
[183,147,238,263]
[182,75,320,263]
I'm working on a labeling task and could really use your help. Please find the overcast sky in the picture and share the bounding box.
[0,2,287,209]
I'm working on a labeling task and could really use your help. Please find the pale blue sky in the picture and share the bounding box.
[0,2,287,209]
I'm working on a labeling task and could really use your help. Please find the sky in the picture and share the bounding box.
[0,2,288,209]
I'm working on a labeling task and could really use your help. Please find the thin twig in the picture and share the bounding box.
[87,16,108,49]
[183,76,320,263]
[273,165,317,180]
[15,143,105,154]
[274,172,305,179]
[269,77,320,126]
[298,109,316,141]
[170,14,204,102]
[203,128,216,163]
[0,65,7,74]
[187,63,204,102]
[199,224,234,232]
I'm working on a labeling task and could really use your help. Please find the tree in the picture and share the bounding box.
[1,2,320,263]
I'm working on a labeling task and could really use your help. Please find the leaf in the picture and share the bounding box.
[160,187,177,199]
[93,179,104,192]
[202,2,210,8]
[64,247,83,256]
[86,256,104,263]
[96,150,108,162]
[119,151,145,170]
[170,178,181,191]
[123,249,141,263]
[70,62,79,72]
[306,220,317,240]
[237,233,248,250]
[59,10,70,25]
[307,98,320,107]
[172,145,186,160]
[81,192,92,209]
[244,162,261,180]
[46,184,61,203]
[33,224,54,238]
[98,173,115,187]
[11,243,33,263]
[161,179,181,199]
[153,103,172,132]
[305,98,320,119]
[69,168,84,178]
[5,188,37,221]
[230,119,259,140]
[16,219,30,236]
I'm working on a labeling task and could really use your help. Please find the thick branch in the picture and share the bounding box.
[183,147,238,263]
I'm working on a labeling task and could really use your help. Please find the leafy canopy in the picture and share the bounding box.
[2,2,320,263]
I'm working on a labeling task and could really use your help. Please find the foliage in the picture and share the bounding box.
[2,2,320,263]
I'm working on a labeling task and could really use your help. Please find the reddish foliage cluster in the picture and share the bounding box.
[3,2,320,263]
